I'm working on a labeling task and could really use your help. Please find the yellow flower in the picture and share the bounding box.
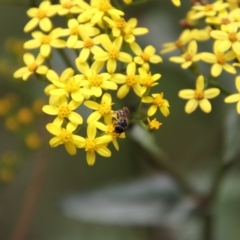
[142,93,170,117]
[77,123,112,166]
[84,93,114,123]
[190,1,229,20]
[224,76,240,113]
[49,74,92,102]
[138,68,160,95]
[178,75,220,114]
[95,120,125,151]
[160,29,192,54]
[46,122,83,155]
[111,62,143,99]
[24,1,59,32]
[147,118,162,130]
[13,53,48,81]
[210,25,240,55]
[57,0,85,16]
[171,0,181,7]
[93,35,132,73]
[191,27,211,42]
[130,42,162,71]
[76,61,118,97]
[200,40,236,77]
[78,0,124,25]
[170,40,201,69]
[42,96,83,126]
[24,28,66,57]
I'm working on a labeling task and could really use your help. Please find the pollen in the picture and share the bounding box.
[228,32,237,42]
[37,9,46,19]
[221,17,230,25]
[216,53,226,65]
[140,52,150,62]
[88,74,103,86]
[65,80,80,93]
[99,0,112,12]
[116,18,126,30]
[70,26,79,35]
[58,105,71,118]
[108,49,119,59]
[184,53,193,61]
[194,89,204,100]
[142,74,154,87]
[59,128,72,144]
[175,40,184,48]
[153,94,164,106]
[126,75,138,86]
[41,35,52,44]
[98,103,112,115]
[204,4,213,12]
[84,39,94,48]
[28,62,38,72]
[84,138,96,152]
[62,1,73,9]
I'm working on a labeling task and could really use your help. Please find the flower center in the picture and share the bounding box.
[85,138,96,152]
[140,52,150,62]
[221,17,230,25]
[216,53,226,65]
[58,105,71,118]
[126,75,138,86]
[153,94,164,106]
[28,62,38,72]
[70,26,79,35]
[98,103,112,116]
[194,89,204,100]
[37,9,46,19]
[88,74,103,86]
[142,74,154,87]
[108,49,119,59]
[228,32,237,42]
[184,53,193,61]
[62,1,73,9]
[175,40,184,47]
[59,128,72,144]
[84,38,94,48]
[204,4,213,12]
[116,18,126,30]
[99,0,112,12]
[65,78,80,92]
[41,35,52,44]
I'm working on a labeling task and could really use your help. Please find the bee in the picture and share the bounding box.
[113,107,130,133]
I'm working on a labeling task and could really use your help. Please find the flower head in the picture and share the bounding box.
[147,118,162,130]
[178,75,220,114]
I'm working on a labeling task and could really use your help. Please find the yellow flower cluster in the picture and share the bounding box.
[14,0,168,165]
[161,0,240,114]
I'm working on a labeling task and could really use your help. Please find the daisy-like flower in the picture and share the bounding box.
[49,74,92,102]
[84,93,114,123]
[93,35,132,73]
[138,68,160,95]
[78,0,124,25]
[24,1,59,32]
[42,96,83,126]
[160,29,192,54]
[111,62,143,99]
[77,123,112,166]
[130,42,162,71]
[13,53,48,81]
[95,120,125,151]
[224,76,240,113]
[210,25,240,55]
[24,28,66,58]
[200,40,236,77]
[169,40,201,69]
[147,118,162,130]
[178,75,220,114]
[142,92,170,117]
[46,122,83,155]
[190,1,229,20]
[76,61,118,97]
[171,0,181,7]
[57,0,86,16]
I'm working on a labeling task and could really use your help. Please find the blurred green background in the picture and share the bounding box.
[1,0,240,240]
